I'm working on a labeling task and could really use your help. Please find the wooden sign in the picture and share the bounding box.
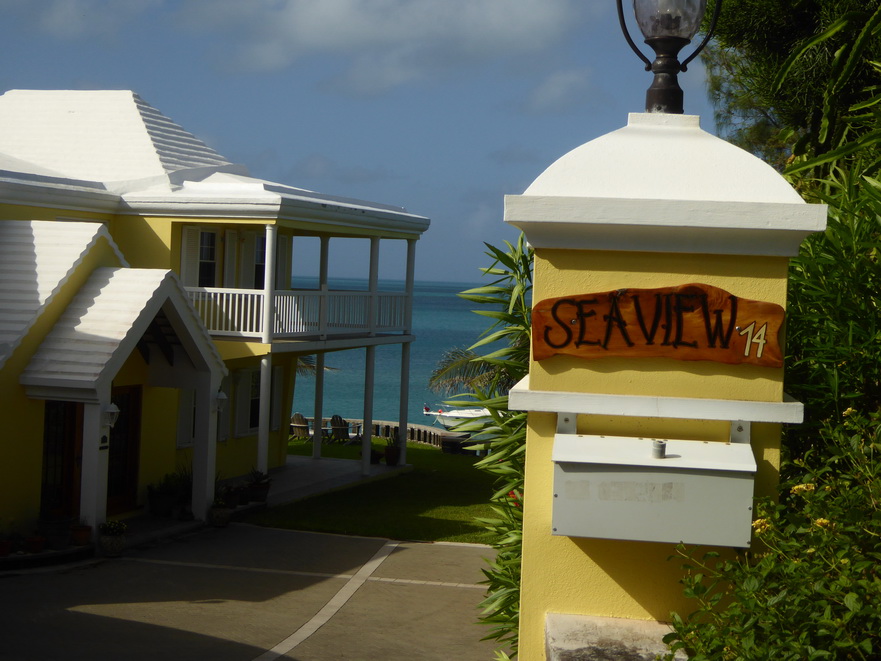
[533,283,784,367]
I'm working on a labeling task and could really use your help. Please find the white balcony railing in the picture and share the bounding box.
[186,287,409,340]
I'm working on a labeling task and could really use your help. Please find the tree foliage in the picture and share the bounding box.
[703,0,881,172]
[663,411,881,661]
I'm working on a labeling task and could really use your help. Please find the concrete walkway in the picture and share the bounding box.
[0,457,500,660]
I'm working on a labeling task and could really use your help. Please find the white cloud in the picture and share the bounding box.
[7,0,162,39]
[175,0,599,93]
[523,67,593,115]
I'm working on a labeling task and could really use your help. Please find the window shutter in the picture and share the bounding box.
[223,230,238,288]
[240,233,256,289]
[275,234,292,290]
[180,227,200,287]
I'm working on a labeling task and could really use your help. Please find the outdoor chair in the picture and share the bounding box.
[290,412,309,440]
[329,415,350,443]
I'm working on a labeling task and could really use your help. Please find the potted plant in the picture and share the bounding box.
[384,436,401,466]
[246,468,272,503]
[207,497,232,528]
[147,473,180,517]
[98,520,127,557]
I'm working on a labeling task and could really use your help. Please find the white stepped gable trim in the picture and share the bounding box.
[0,221,126,370]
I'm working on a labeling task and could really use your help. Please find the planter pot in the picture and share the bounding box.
[70,525,93,546]
[384,446,401,467]
[99,535,126,557]
[208,507,232,528]
[221,488,241,509]
[247,481,271,503]
[25,536,47,554]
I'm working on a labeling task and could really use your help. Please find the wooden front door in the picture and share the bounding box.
[106,385,142,515]
[40,400,84,521]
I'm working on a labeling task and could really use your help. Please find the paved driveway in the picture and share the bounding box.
[0,524,499,660]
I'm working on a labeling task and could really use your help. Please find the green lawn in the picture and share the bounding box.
[241,440,497,544]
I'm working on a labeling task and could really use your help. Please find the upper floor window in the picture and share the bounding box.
[198,232,218,287]
[181,227,220,288]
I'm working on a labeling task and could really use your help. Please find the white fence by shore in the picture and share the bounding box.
[301,417,471,450]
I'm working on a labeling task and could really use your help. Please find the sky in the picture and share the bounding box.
[0,0,718,283]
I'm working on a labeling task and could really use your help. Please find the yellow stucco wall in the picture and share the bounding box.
[518,249,792,659]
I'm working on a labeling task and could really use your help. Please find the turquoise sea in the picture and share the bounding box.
[290,278,491,424]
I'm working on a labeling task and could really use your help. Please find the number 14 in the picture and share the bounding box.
[739,322,767,358]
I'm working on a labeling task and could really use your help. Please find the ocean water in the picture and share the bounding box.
[290,278,491,424]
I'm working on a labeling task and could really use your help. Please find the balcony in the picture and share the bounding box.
[185,287,409,341]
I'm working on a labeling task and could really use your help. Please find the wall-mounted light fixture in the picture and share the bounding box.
[214,390,228,414]
[103,403,120,429]
[617,0,721,114]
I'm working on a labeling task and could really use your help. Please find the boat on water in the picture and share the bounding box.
[422,404,490,430]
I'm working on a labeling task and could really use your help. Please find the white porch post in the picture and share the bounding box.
[261,224,277,344]
[312,352,325,459]
[361,345,376,476]
[319,236,329,338]
[257,353,271,473]
[79,399,110,528]
[397,238,417,465]
[398,341,411,466]
[404,239,416,331]
[192,372,220,519]
[368,237,379,336]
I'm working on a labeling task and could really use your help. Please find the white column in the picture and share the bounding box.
[257,354,271,473]
[312,352,325,459]
[361,345,376,476]
[192,372,220,519]
[398,341,411,466]
[404,239,416,333]
[368,237,379,336]
[79,400,109,528]
[318,236,329,338]
[261,224,277,344]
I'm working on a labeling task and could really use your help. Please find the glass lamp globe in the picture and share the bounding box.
[633,0,707,41]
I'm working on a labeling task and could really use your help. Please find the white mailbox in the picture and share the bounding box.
[552,433,756,547]
[508,376,805,549]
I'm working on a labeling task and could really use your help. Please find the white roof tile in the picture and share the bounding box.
[0,90,235,183]
[21,266,225,393]
[0,220,125,368]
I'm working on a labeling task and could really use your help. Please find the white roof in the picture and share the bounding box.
[21,266,226,398]
[0,90,240,187]
[0,90,429,235]
[0,220,126,368]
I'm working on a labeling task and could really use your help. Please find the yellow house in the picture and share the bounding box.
[0,89,429,540]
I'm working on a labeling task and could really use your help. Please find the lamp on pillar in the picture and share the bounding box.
[214,390,228,414]
[617,0,721,113]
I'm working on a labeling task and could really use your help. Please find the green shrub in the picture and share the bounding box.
[663,410,881,660]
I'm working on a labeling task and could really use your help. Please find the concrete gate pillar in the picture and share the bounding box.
[505,113,827,659]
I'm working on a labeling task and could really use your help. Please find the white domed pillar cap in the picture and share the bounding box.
[505,114,826,256]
